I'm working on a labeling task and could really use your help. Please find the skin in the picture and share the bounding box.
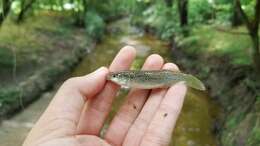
[23,46,187,146]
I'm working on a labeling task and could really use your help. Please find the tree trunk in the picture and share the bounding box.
[164,0,173,7]
[232,0,243,27]
[74,0,87,27]
[251,32,260,73]
[235,0,260,72]
[178,0,188,27]
[0,0,12,26]
[16,0,37,23]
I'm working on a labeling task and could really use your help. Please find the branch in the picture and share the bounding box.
[23,0,37,13]
[0,0,12,25]
[16,0,37,22]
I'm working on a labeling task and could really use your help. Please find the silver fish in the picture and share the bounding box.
[107,70,206,90]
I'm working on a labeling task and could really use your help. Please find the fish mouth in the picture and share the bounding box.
[106,72,128,87]
[106,72,116,81]
[106,73,112,80]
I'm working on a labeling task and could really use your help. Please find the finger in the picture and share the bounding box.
[104,54,164,146]
[77,46,136,135]
[140,82,187,146]
[123,63,179,146]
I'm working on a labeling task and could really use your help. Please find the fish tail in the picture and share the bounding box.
[183,74,206,91]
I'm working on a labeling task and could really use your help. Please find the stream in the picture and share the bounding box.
[0,19,219,146]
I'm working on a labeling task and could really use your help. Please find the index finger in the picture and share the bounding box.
[77,46,136,135]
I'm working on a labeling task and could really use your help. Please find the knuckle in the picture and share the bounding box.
[63,77,81,87]
[133,117,150,131]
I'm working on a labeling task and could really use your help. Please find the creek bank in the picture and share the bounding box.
[0,13,125,122]
[139,24,260,146]
[172,44,259,146]
[0,44,94,121]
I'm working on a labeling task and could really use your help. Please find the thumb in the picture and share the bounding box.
[55,66,109,105]
[48,66,109,111]
[71,66,109,99]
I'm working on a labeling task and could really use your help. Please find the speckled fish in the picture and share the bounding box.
[107,70,206,90]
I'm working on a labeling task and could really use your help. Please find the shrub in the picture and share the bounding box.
[0,47,13,68]
[84,11,105,41]
[189,0,215,23]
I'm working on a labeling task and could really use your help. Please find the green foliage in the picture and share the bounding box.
[84,11,105,40]
[0,47,13,68]
[215,4,232,24]
[0,87,20,105]
[247,124,260,145]
[131,1,181,40]
[89,0,126,20]
[189,0,214,23]
[242,0,257,19]
[178,25,252,65]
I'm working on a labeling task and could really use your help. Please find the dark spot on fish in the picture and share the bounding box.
[163,113,168,117]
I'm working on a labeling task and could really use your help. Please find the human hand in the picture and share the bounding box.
[23,46,187,146]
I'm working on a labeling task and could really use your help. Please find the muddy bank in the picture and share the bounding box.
[140,25,260,146]
[0,44,92,121]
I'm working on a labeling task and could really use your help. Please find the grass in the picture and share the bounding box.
[133,8,255,66]
[0,11,87,87]
[248,122,260,145]
[0,11,74,67]
[178,25,254,66]
[0,11,91,117]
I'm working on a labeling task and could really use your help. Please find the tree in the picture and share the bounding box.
[177,0,188,27]
[231,0,243,27]
[164,0,173,7]
[0,0,12,26]
[74,0,87,27]
[235,0,260,72]
[16,0,37,23]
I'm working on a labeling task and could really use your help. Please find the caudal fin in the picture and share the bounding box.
[184,74,206,91]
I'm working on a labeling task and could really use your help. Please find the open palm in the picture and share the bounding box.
[23,46,187,146]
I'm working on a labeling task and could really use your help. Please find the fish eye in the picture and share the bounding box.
[112,74,116,78]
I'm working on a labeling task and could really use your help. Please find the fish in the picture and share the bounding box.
[107,70,206,90]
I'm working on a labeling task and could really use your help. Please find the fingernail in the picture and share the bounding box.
[163,63,179,71]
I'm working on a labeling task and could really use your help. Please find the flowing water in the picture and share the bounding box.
[0,19,219,146]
